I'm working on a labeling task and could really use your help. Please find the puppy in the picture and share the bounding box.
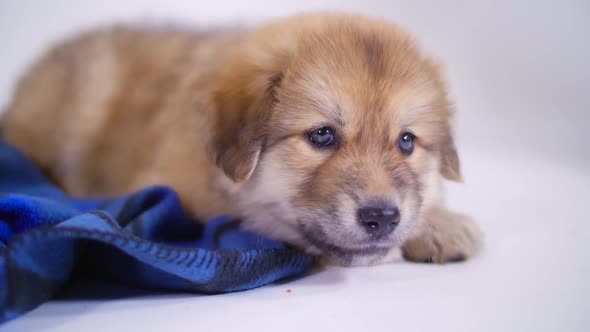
[2,13,482,266]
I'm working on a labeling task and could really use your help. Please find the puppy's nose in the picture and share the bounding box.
[357,205,400,237]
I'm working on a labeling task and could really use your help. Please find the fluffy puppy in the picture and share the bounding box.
[2,13,482,266]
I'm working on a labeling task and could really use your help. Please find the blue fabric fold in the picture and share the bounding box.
[0,139,312,323]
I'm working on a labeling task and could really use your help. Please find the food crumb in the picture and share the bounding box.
[286,289,292,293]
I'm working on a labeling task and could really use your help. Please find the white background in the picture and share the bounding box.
[0,1,589,331]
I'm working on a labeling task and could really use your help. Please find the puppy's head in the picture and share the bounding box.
[211,14,462,265]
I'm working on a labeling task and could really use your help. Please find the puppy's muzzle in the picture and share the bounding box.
[357,204,400,238]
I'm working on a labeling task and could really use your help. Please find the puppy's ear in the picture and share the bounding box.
[211,21,299,182]
[211,57,284,183]
[426,58,463,182]
[438,126,463,182]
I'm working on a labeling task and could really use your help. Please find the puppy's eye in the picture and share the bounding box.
[308,126,335,147]
[398,132,416,155]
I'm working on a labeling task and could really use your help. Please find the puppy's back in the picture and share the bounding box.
[2,27,214,196]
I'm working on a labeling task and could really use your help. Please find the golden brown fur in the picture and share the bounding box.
[2,13,482,266]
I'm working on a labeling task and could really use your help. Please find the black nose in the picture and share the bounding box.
[357,205,400,238]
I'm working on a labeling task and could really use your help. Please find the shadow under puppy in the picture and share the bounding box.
[2,13,483,266]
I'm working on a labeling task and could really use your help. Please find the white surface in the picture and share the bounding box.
[1,1,589,331]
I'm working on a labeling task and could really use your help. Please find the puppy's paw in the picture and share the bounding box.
[402,207,483,264]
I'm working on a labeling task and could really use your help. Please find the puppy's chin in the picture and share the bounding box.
[240,216,395,266]
[312,246,393,267]
[297,228,393,266]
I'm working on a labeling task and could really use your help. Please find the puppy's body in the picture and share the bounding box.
[2,14,482,265]
[4,27,239,219]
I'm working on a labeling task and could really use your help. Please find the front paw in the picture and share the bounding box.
[402,207,483,264]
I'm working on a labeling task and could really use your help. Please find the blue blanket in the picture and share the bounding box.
[0,139,313,323]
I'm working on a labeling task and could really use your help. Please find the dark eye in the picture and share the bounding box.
[308,126,336,147]
[398,132,416,155]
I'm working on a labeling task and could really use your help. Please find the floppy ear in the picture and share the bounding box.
[438,126,463,182]
[425,58,463,182]
[211,60,284,183]
[210,19,299,183]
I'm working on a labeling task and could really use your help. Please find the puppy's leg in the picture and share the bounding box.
[402,206,483,263]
